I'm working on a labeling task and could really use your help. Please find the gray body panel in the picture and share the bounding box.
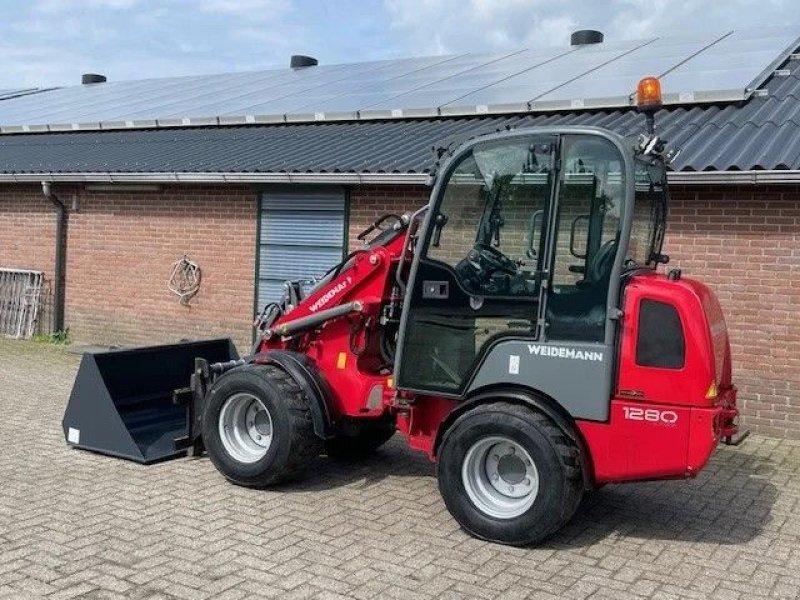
[467,339,613,421]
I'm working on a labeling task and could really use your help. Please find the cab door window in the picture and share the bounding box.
[397,137,556,393]
[428,141,554,298]
[547,136,624,342]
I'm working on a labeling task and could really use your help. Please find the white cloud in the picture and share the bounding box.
[0,0,304,87]
[35,0,140,13]
[199,0,289,17]
[384,0,798,54]
[0,0,797,89]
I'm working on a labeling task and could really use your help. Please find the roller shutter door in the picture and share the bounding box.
[257,188,346,310]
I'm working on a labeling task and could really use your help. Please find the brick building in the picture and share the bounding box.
[2,29,800,438]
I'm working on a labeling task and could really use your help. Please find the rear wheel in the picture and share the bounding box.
[437,402,583,546]
[202,364,322,487]
[324,419,395,459]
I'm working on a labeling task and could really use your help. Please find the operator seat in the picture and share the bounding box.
[546,239,617,342]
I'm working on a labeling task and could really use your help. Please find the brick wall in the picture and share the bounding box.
[0,184,57,334]
[667,186,800,439]
[0,184,257,352]
[2,181,800,438]
[67,185,257,352]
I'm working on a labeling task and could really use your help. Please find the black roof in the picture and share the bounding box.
[1,58,799,176]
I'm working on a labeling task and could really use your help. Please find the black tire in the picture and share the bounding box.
[437,402,583,546]
[202,364,322,487]
[324,419,395,459]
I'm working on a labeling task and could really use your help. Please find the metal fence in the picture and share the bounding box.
[0,269,44,339]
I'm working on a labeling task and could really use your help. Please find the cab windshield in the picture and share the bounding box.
[628,156,668,268]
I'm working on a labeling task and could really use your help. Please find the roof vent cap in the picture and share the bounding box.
[290,55,318,69]
[81,73,107,85]
[571,30,604,46]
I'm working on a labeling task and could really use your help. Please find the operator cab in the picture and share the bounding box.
[396,127,668,398]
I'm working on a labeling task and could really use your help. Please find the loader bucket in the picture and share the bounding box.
[62,338,238,464]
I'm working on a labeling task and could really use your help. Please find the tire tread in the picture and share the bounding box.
[253,364,322,481]
[203,363,322,487]
[438,400,585,545]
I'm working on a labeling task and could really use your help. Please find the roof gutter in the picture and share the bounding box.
[0,170,799,186]
[0,171,433,186]
[666,170,800,184]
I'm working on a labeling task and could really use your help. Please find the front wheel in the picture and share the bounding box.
[202,364,322,487]
[437,402,584,546]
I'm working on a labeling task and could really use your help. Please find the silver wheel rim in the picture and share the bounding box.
[218,393,273,464]
[462,436,539,519]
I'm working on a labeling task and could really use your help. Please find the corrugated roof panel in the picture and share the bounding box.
[752,122,800,169]
[767,67,800,100]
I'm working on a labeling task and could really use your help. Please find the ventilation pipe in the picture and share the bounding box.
[571,30,604,46]
[290,55,318,69]
[41,182,68,333]
[81,73,107,84]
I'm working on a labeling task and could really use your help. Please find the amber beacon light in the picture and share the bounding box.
[636,76,663,111]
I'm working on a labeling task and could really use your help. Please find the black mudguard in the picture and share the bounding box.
[254,350,337,440]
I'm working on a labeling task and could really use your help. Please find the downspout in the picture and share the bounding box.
[41,182,67,333]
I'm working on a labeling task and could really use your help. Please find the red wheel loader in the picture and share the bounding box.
[63,79,741,546]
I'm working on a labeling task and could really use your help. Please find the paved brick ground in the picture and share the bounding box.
[1,340,800,600]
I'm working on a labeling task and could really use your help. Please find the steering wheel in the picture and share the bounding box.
[469,243,518,276]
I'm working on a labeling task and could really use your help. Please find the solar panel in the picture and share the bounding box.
[362,47,576,117]
[442,39,656,114]
[660,27,800,103]
[0,88,45,101]
[278,52,535,120]
[0,26,797,133]
[237,55,468,120]
[531,35,728,109]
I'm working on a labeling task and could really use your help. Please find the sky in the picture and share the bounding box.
[0,0,797,89]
